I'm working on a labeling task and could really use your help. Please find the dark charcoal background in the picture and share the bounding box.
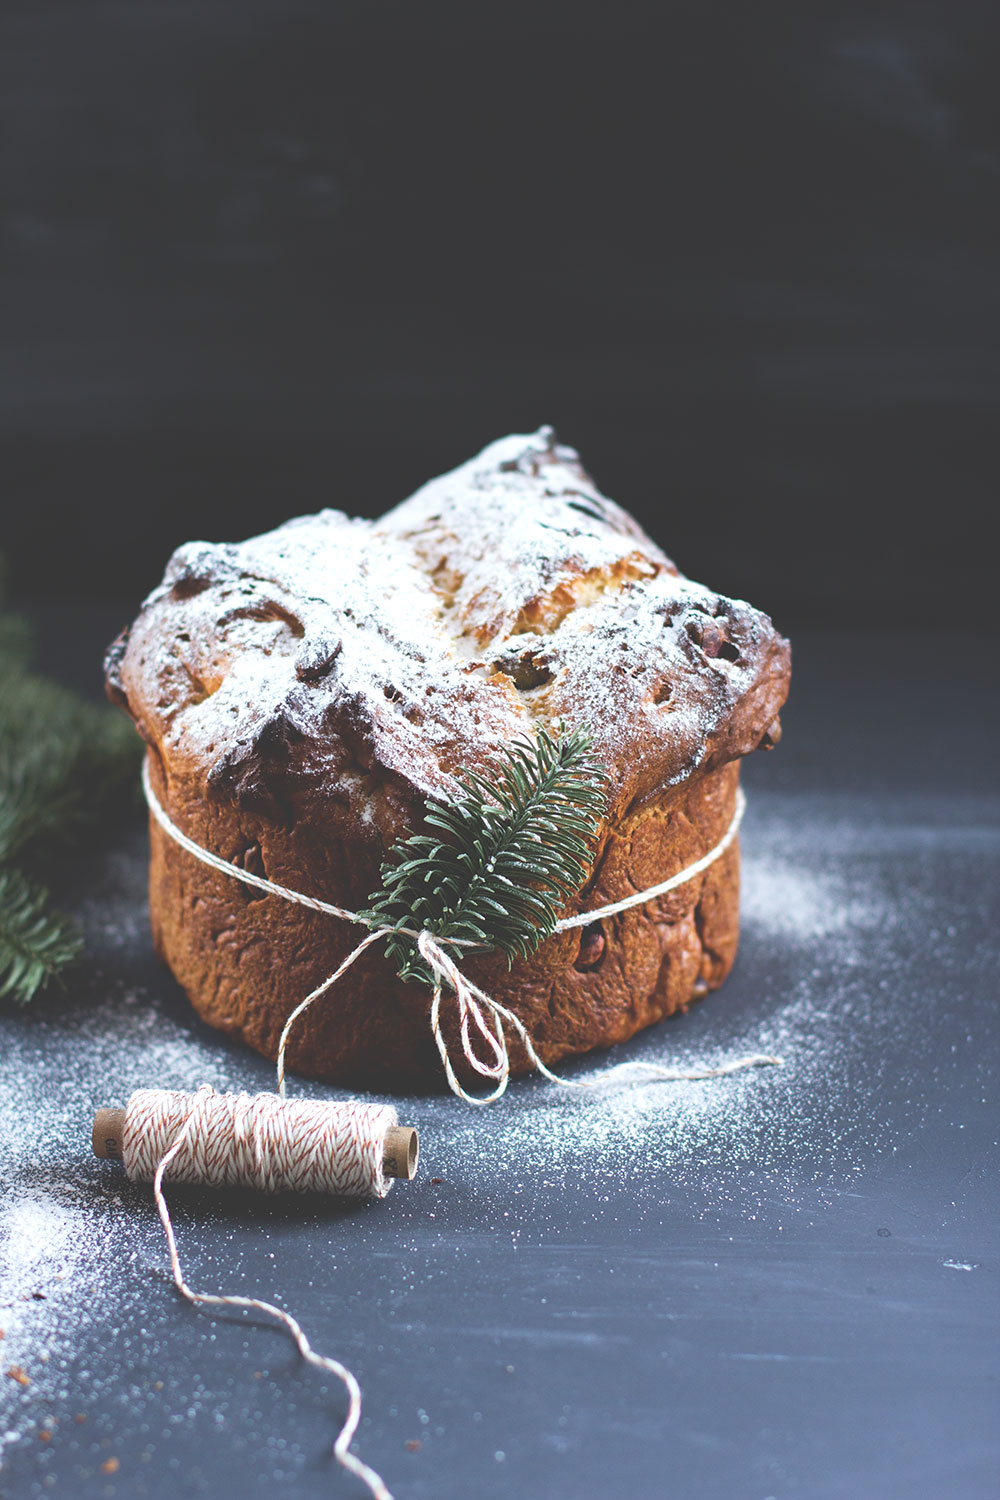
[3,1,998,633]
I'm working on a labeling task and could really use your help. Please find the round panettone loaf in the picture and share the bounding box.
[105,428,791,1088]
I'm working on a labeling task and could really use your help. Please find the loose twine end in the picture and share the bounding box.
[149,1088,394,1500]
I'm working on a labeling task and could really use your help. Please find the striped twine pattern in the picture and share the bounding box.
[123,1088,397,1197]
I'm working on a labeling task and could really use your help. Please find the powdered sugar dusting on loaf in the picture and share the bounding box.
[115,429,789,813]
[377,426,674,642]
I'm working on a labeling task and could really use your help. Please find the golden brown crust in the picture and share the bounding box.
[108,428,791,1087]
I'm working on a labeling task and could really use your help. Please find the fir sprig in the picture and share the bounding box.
[0,867,84,1002]
[365,725,609,984]
[0,570,144,1003]
[0,677,141,864]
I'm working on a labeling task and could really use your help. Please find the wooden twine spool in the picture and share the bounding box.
[92,1086,416,1499]
[93,1089,418,1196]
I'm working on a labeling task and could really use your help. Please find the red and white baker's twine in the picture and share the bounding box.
[134,755,780,1499]
[126,1087,396,1500]
[124,1088,397,1197]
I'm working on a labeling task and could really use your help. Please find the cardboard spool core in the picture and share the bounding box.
[92,1108,419,1181]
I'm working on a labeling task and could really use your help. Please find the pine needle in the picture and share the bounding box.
[0,867,84,1004]
[366,725,609,984]
[0,567,144,1003]
[0,691,140,864]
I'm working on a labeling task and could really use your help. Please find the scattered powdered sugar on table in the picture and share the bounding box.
[423,795,946,1210]
[739,852,872,943]
[0,981,230,1462]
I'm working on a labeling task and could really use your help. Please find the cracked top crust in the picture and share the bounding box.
[106,427,791,832]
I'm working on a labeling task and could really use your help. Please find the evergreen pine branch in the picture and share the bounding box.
[0,866,84,1005]
[0,654,142,866]
[365,725,609,984]
[0,562,144,1002]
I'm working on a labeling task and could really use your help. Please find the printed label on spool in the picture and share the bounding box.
[383,1126,419,1180]
[92,1108,126,1162]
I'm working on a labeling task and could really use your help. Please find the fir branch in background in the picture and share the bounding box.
[0,867,84,1003]
[0,564,143,1003]
[0,670,141,863]
[366,725,609,985]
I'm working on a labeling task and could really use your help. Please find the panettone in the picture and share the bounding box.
[105,428,791,1088]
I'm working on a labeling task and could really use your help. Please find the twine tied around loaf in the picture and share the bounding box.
[142,758,778,1103]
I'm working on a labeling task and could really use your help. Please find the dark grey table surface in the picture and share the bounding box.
[1,621,997,1500]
